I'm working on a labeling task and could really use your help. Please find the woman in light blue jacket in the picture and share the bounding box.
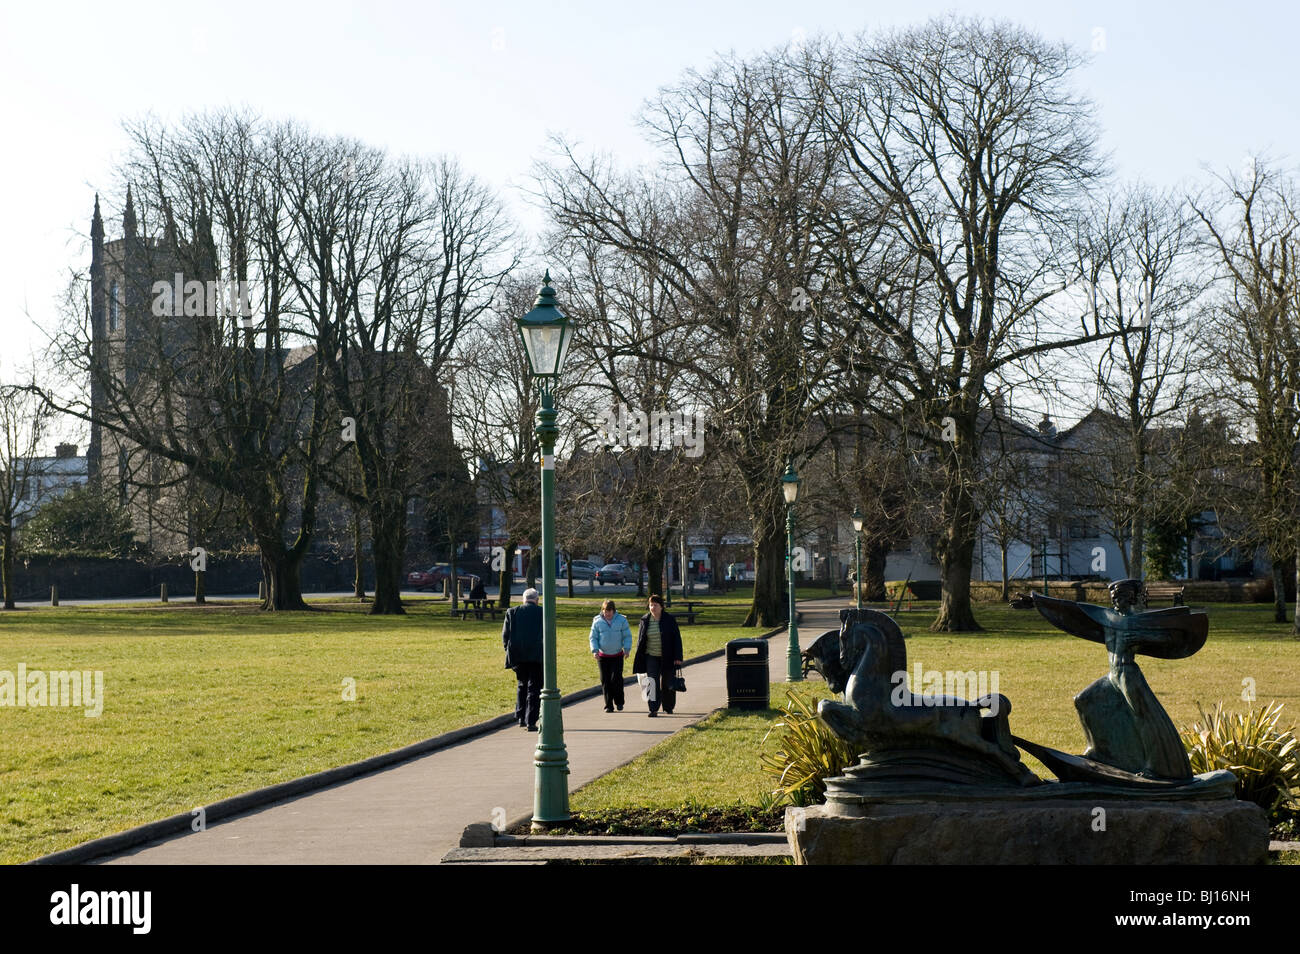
[589,599,633,712]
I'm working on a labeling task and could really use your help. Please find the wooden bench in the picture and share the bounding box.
[1145,583,1185,605]
[451,601,501,621]
[676,600,704,626]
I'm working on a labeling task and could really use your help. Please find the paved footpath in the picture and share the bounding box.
[99,599,847,865]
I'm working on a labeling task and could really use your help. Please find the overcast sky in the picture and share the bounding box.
[2,0,1297,425]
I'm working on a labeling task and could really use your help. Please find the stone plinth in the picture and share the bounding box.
[786,799,1269,865]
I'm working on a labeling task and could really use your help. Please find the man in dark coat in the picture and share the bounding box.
[632,594,684,717]
[502,587,544,730]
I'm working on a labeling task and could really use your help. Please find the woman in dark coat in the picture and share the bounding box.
[632,594,684,717]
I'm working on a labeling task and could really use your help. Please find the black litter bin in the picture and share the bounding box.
[726,638,769,710]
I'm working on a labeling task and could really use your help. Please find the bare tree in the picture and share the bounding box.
[819,16,1111,630]
[551,218,714,601]
[0,381,52,609]
[44,113,333,609]
[539,42,857,626]
[1066,185,1203,578]
[811,403,926,602]
[1191,160,1300,629]
[975,407,1046,599]
[287,143,514,615]
[455,275,544,608]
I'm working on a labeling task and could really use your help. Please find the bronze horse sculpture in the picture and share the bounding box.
[802,609,1038,789]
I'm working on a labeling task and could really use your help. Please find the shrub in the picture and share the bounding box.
[19,484,137,557]
[760,689,856,806]
[1181,701,1300,821]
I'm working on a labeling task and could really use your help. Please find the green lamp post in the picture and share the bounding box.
[851,506,864,610]
[516,270,573,827]
[782,461,802,681]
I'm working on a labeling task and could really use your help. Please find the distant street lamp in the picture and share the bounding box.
[851,506,865,610]
[782,461,802,682]
[516,270,573,827]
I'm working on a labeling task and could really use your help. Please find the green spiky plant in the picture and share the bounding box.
[760,689,856,806]
[1181,701,1300,821]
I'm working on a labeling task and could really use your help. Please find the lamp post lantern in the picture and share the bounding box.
[516,270,572,826]
[851,506,864,610]
[781,461,802,681]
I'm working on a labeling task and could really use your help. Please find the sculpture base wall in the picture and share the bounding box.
[786,799,1269,865]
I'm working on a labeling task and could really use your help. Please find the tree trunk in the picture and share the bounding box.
[744,523,785,628]
[497,542,516,607]
[1294,548,1300,638]
[1129,426,1147,580]
[646,544,665,600]
[999,541,1009,601]
[863,537,888,602]
[260,549,308,611]
[710,533,726,594]
[450,543,459,613]
[1,524,14,610]
[194,570,206,605]
[368,506,407,616]
[932,529,982,631]
[932,429,982,632]
[1272,558,1287,623]
[824,530,838,597]
[525,549,538,591]
[352,510,366,599]
[680,533,690,599]
[1131,512,1145,580]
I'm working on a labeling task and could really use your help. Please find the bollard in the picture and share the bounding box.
[51,585,58,607]
[160,583,168,603]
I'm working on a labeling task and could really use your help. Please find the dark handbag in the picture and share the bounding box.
[672,669,687,693]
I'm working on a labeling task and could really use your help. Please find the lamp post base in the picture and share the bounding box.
[532,688,570,825]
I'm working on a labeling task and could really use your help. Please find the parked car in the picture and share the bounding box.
[559,560,600,580]
[406,563,479,591]
[596,563,630,585]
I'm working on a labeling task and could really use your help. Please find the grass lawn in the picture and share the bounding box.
[0,591,763,864]
[573,600,1300,843]
[2,594,1294,863]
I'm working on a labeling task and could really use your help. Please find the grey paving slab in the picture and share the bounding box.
[97,599,848,866]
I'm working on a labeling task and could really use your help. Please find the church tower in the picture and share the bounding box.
[86,187,190,552]
[88,195,105,480]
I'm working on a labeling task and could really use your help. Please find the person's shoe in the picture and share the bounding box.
[648,711,657,718]
[664,708,674,715]
[527,725,539,732]
[604,706,614,712]
[616,705,623,711]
